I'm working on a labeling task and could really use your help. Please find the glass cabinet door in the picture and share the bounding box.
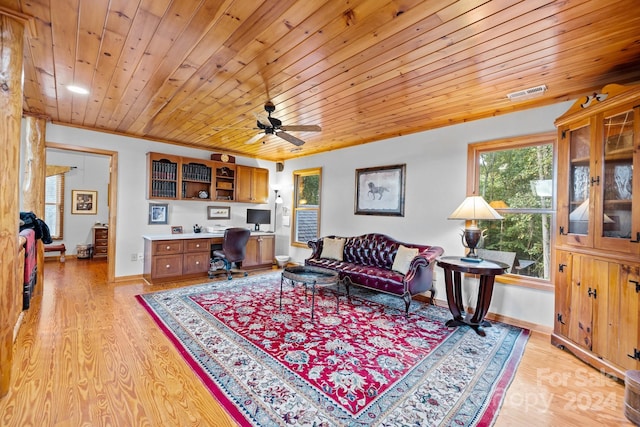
[596,108,638,253]
[567,125,592,238]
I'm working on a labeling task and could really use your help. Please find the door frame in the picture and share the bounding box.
[46,142,118,283]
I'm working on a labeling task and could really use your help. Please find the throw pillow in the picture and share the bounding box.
[392,245,419,275]
[321,237,345,261]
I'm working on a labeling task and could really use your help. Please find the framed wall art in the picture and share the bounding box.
[355,164,406,216]
[148,203,168,224]
[71,190,98,215]
[207,205,231,220]
[171,226,183,234]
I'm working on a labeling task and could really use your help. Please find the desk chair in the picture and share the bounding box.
[209,227,251,280]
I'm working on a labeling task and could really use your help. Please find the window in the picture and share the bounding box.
[292,168,321,247]
[44,174,65,239]
[467,133,555,288]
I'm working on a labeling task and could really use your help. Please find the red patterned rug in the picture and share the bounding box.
[137,272,528,426]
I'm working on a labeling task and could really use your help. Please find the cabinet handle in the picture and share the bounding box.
[559,226,567,236]
[558,263,567,272]
[166,246,171,250]
[165,264,171,269]
[196,244,200,248]
[195,261,200,265]
[556,313,566,325]
[590,176,600,186]
[630,232,640,243]
[588,287,597,298]
[630,280,640,293]
[628,349,640,361]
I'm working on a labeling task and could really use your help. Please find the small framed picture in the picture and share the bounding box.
[207,205,231,220]
[71,190,98,215]
[171,226,183,234]
[148,203,168,224]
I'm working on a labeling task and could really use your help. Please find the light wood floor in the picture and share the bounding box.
[0,259,633,426]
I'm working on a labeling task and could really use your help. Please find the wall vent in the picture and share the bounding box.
[507,84,548,100]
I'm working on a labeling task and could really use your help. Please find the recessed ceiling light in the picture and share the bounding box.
[67,85,89,95]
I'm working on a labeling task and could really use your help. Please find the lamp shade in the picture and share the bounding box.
[448,196,504,221]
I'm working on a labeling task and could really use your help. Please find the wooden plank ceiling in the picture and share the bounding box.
[5,0,640,161]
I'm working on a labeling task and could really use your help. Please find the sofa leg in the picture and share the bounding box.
[342,276,351,296]
[429,287,436,305]
[403,293,411,316]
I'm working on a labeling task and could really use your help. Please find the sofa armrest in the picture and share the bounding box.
[404,245,444,294]
[307,238,324,259]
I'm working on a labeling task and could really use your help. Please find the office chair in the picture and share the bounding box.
[209,227,251,280]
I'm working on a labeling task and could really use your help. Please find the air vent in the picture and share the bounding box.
[507,84,547,100]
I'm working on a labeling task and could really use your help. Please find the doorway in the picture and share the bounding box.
[46,143,118,283]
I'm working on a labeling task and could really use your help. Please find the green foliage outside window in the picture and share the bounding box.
[477,143,554,280]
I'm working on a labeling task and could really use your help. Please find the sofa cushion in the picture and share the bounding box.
[321,237,345,260]
[392,244,419,275]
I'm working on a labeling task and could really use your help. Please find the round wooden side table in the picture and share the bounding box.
[436,256,508,336]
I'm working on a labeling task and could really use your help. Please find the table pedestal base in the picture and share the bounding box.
[445,317,492,337]
[436,256,508,337]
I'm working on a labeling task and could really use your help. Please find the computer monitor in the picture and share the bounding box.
[246,208,271,231]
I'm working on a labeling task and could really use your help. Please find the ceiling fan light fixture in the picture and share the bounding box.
[248,102,321,147]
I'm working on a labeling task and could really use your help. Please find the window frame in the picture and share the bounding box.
[44,173,65,240]
[291,167,322,248]
[467,132,556,291]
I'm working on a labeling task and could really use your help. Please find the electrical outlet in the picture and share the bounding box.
[130,253,137,262]
[137,253,144,261]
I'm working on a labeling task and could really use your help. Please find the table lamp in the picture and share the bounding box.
[448,196,503,261]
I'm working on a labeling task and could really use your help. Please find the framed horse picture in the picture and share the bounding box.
[354,164,406,216]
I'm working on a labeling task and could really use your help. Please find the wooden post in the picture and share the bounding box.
[23,116,47,297]
[0,13,25,397]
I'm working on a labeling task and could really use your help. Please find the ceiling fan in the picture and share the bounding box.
[245,101,321,146]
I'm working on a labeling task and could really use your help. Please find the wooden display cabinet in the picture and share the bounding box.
[553,84,640,379]
[181,161,212,200]
[148,153,180,199]
[147,152,268,204]
[214,164,236,201]
[236,165,269,203]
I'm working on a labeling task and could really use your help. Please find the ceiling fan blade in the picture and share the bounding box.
[254,112,271,127]
[280,125,321,132]
[276,131,305,146]
[244,133,264,145]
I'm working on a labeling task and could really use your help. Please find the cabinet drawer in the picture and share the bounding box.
[94,246,108,256]
[153,240,183,255]
[94,229,108,239]
[151,255,183,278]
[183,252,210,275]
[184,239,211,253]
[94,239,108,247]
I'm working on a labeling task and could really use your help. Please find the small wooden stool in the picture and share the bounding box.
[44,243,66,262]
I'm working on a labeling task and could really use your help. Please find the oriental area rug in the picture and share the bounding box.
[136,272,529,426]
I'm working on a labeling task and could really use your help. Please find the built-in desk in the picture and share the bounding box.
[142,231,275,284]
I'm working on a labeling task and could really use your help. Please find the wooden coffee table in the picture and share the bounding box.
[280,265,340,321]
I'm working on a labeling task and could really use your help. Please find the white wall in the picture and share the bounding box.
[277,101,574,328]
[46,149,110,253]
[43,124,277,278]
[41,99,574,327]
